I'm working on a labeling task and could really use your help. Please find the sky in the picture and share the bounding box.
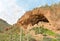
[0,0,60,25]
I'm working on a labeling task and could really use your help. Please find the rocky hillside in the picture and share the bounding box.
[16,3,60,32]
[15,3,60,41]
[0,19,11,32]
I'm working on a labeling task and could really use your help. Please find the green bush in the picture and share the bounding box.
[30,26,56,36]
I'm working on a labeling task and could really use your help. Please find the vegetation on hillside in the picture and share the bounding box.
[0,19,11,32]
[0,24,60,41]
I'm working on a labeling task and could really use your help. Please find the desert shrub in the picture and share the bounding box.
[30,26,56,36]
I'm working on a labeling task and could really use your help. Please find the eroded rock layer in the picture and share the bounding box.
[16,5,60,32]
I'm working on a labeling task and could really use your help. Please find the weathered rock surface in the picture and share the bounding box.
[16,5,60,33]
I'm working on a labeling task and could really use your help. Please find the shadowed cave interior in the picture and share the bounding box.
[23,14,49,25]
[29,14,49,25]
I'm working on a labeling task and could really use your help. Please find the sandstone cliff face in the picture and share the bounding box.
[16,5,60,31]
